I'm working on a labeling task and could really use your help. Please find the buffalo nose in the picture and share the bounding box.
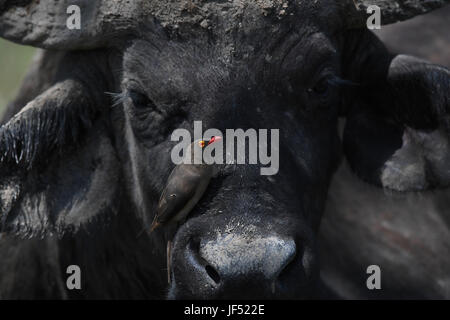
[183,233,297,293]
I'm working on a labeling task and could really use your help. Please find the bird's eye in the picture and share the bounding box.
[129,89,155,109]
[308,77,330,96]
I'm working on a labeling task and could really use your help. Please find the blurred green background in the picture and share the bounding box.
[0,38,36,116]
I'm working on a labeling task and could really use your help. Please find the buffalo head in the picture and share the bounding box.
[0,0,448,299]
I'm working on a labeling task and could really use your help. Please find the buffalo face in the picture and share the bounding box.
[114,11,345,299]
[0,0,448,299]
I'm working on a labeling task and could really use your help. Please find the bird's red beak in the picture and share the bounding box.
[208,136,222,145]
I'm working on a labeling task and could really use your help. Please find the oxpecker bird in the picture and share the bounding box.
[150,136,222,283]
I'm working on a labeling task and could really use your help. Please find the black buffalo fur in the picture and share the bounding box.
[0,49,113,173]
[0,103,93,171]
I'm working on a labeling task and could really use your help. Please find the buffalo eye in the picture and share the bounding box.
[308,76,330,96]
[129,89,155,110]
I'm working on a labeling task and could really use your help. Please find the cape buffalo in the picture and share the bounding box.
[0,0,448,299]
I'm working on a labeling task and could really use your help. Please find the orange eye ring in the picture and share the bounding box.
[198,140,206,148]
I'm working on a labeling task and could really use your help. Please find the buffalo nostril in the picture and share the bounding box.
[187,238,221,285]
[205,265,221,284]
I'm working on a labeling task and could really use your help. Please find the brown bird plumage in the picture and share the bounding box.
[150,136,221,232]
[150,136,221,283]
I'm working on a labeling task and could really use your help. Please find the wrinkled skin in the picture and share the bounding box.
[112,4,343,299]
[0,1,449,299]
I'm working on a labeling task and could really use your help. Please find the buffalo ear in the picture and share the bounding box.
[0,123,122,237]
[0,50,111,172]
[343,55,450,191]
[343,109,403,187]
[0,78,100,171]
[343,111,441,191]
[0,49,118,236]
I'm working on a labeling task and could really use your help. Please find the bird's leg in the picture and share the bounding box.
[167,239,173,284]
[149,220,160,233]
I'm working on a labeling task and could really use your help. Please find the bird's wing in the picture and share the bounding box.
[155,165,205,224]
